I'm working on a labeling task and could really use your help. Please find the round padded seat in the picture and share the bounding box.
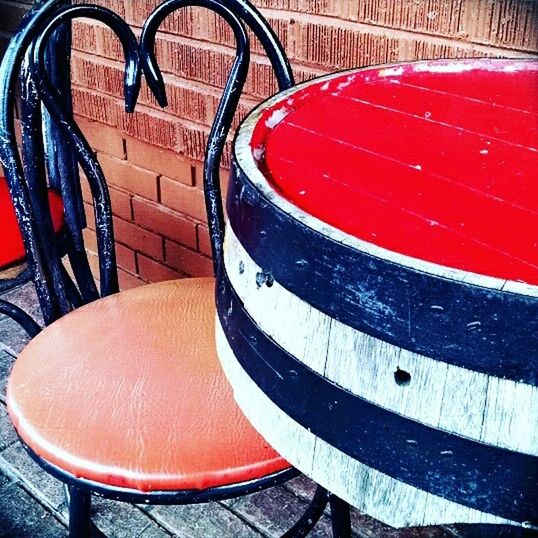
[7,278,290,492]
[0,176,64,269]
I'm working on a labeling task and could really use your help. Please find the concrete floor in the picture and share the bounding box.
[0,282,461,538]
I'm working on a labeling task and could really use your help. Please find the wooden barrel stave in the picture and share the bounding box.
[218,60,538,531]
[224,225,538,456]
[216,319,512,528]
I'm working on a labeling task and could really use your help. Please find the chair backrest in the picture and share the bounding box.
[0,0,293,325]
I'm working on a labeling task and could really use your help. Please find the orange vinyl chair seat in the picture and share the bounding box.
[7,277,290,492]
[0,176,65,269]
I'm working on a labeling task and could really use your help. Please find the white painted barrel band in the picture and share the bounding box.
[226,161,538,386]
[216,270,538,525]
[224,224,537,456]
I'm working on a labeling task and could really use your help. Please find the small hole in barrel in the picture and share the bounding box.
[394,368,411,386]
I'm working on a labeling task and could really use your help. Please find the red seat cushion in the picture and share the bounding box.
[0,176,64,269]
[7,278,290,492]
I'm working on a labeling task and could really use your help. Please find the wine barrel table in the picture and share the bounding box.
[215,59,538,531]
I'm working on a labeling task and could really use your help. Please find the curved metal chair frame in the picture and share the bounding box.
[0,0,84,297]
[0,1,348,536]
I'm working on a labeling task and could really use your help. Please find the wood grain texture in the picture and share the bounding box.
[220,59,537,530]
[215,317,512,528]
[224,225,538,457]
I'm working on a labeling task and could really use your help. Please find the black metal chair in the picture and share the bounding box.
[0,1,341,536]
[0,3,89,334]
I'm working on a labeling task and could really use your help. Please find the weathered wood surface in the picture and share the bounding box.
[224,227,538,457]
[217,60,538,531]
[217,319,510,528]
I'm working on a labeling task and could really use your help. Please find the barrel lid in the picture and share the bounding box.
[247,59,538,287]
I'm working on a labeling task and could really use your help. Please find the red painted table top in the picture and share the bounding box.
[250,59,538,285]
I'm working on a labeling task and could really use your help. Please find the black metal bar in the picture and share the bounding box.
[20,438,299,505]
[67,486,91,538]
[0,299,41,338]
[29,4,143,299]
[20,51,72,318]
[141,0,250,276]
[42,0,86,228]
[218,0,294,90]
[282,485,330,538]
[0,0,73,324]
[41,2,99,305]
[329,495,352,538]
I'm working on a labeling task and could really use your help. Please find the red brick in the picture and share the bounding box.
[76,116,125,159]
[197,224,212,257]
[126,0,160,26]
[118,267,145,290]
[83,221,135,273]
[109,186,133,221]
[76,0,126,18]
[178,123,232,168]
[137,254,184,283]
[255,0,359,20]
[358,0,464,37]
[98,153,158,201]
[406,38,494,61]
[132,197,197,249]
[115,242,137,274]
[84,202,96,230]
[72,53,124,99]
[83,227,98,253]
[86,250,101,280]
[154,34,235,88]
[120,106,179,150]
[125,138,194,185]
[80,178,91,204]
[97,22,125,61]
[138,75,209,126]
[292,19,400,69]
[72,20,98,54]
[160,177,207,222]
[462,0,538,52]
[82,182,132,221]
[84,205,139,277]
[113,217,164,260]
[72,86,120,126]
[165,239,214,277]
[14,119,22,146]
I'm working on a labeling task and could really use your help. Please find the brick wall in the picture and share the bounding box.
[1,0,537,289]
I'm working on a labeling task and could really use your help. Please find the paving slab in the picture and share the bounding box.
[0,319,31,357]
[0,348,15,401]
[0,441,66,511]
[224,484,334,537]
[0,468,66,538]
[0,282,44,326]
[0,405,17,452]
[90,497,170,538]
[146,501,263,538]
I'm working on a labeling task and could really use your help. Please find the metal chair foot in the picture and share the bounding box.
[67,486,92,538]
[329,495,351,538]
[281,485,330,538]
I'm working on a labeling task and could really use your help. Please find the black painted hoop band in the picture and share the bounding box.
[227,160,538,386]
[217,271,538,524]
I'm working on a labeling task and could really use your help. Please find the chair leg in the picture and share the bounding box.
[281,485,330,538]
[329,495,352,538]
[67,485,92,538]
